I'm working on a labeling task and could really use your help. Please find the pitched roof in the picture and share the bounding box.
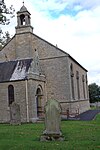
[20,5,27,12]
[0,59,32,83]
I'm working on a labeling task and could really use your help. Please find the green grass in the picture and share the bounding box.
[0,114,100,150]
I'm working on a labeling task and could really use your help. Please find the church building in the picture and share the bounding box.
[0,4,90,123]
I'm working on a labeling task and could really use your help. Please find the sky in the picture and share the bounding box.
[1,0,100,85]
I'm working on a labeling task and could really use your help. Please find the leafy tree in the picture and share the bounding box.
[0,0,15,49]
[0,31,11,50]
[0,0,15,25]
[88,83,100,103]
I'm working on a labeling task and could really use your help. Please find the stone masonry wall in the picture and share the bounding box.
[60,99,90,115]
[15,33,33,59]
[68,57,90,113]
[0,81,27,123]
[31,33,67,59]
[40,56,71,103]
[30,34,71,103]
[68,57,89,101]
[0,37,16,62]
[28,79,46,122]
[0,79,46,123]
[0,82,9,123]
[31,33,90,113]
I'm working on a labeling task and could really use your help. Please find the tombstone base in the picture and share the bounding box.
[40,134,64,141]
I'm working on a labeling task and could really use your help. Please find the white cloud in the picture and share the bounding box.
[1,0,100,85]
[61,0,100,10]
[30,0,68,12]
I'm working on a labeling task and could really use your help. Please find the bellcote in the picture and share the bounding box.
[15,4,33,34]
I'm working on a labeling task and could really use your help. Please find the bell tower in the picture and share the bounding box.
[15,3,34,59]
[15,3,33,34]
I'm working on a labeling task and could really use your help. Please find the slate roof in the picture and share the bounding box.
[0,59,32,83]
[17,5,30,15]
[20,5,27,12]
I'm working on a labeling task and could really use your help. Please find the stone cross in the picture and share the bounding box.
[40,99,64,141]
[10,102,21,125]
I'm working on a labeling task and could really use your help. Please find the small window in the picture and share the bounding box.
[8,85,14,106]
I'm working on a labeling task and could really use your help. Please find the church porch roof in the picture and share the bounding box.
[0,59,33,83]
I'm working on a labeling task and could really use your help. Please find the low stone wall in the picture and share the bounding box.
[60,99,90,116]
[90,102,100,108]
[78,100,90,113]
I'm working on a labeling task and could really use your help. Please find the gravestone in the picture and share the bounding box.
[40,99,64,141]
[10,102,21,125]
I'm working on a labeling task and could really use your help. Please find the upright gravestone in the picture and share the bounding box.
[10,102,21,125]
[40,99,64,141]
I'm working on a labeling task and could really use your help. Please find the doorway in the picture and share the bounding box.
[36,86,43,117]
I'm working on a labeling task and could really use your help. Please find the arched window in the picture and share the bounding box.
[86,74,88,99]
[20,14,25,25]
[76,71,80,99]
[8,85,14,106]
[70,64,75,99]
[36,86,43,117]
[82,75,85,99]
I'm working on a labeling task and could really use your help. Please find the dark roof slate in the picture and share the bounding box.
[0,59,32,83]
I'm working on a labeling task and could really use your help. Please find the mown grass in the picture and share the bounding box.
[0,114,100,150]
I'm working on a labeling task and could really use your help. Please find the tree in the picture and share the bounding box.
[88,83,100,103]
[0,0,15,49]
[0,0,15,25]
[0,31,11,50]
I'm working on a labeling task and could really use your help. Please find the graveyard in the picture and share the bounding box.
[0,113,100,150]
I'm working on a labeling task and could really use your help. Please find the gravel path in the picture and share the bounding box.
[77,109,100,121]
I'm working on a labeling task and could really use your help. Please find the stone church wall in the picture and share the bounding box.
[68,57,89,100]
[0,79,46,123]
[60,99,90,115]
[27,79,46,122]
[0,37,16,62]
[0,78,46,123]
[30,33,90,113]
[15,33,33,59]
[0,81,27,123]
[40,56,71,103]
[0,82,10,123]
[68,57,90,113]
[31,34,67,59]
[30,34,72,103]
[13,81,27,122]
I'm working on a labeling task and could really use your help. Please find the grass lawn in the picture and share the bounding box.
[0,114,100,150]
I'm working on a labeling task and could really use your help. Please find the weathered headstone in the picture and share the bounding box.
[10,102,21,125]
[40,99,64,141]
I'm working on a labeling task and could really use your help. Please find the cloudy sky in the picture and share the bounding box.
[2,0,100,85]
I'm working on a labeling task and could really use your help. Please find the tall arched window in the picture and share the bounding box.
[82,75,85,99]
[36,86,43,117]
[8,85,14,106]
[76,71,80,100]
[86,74,88,99]
[70,63,75,99]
